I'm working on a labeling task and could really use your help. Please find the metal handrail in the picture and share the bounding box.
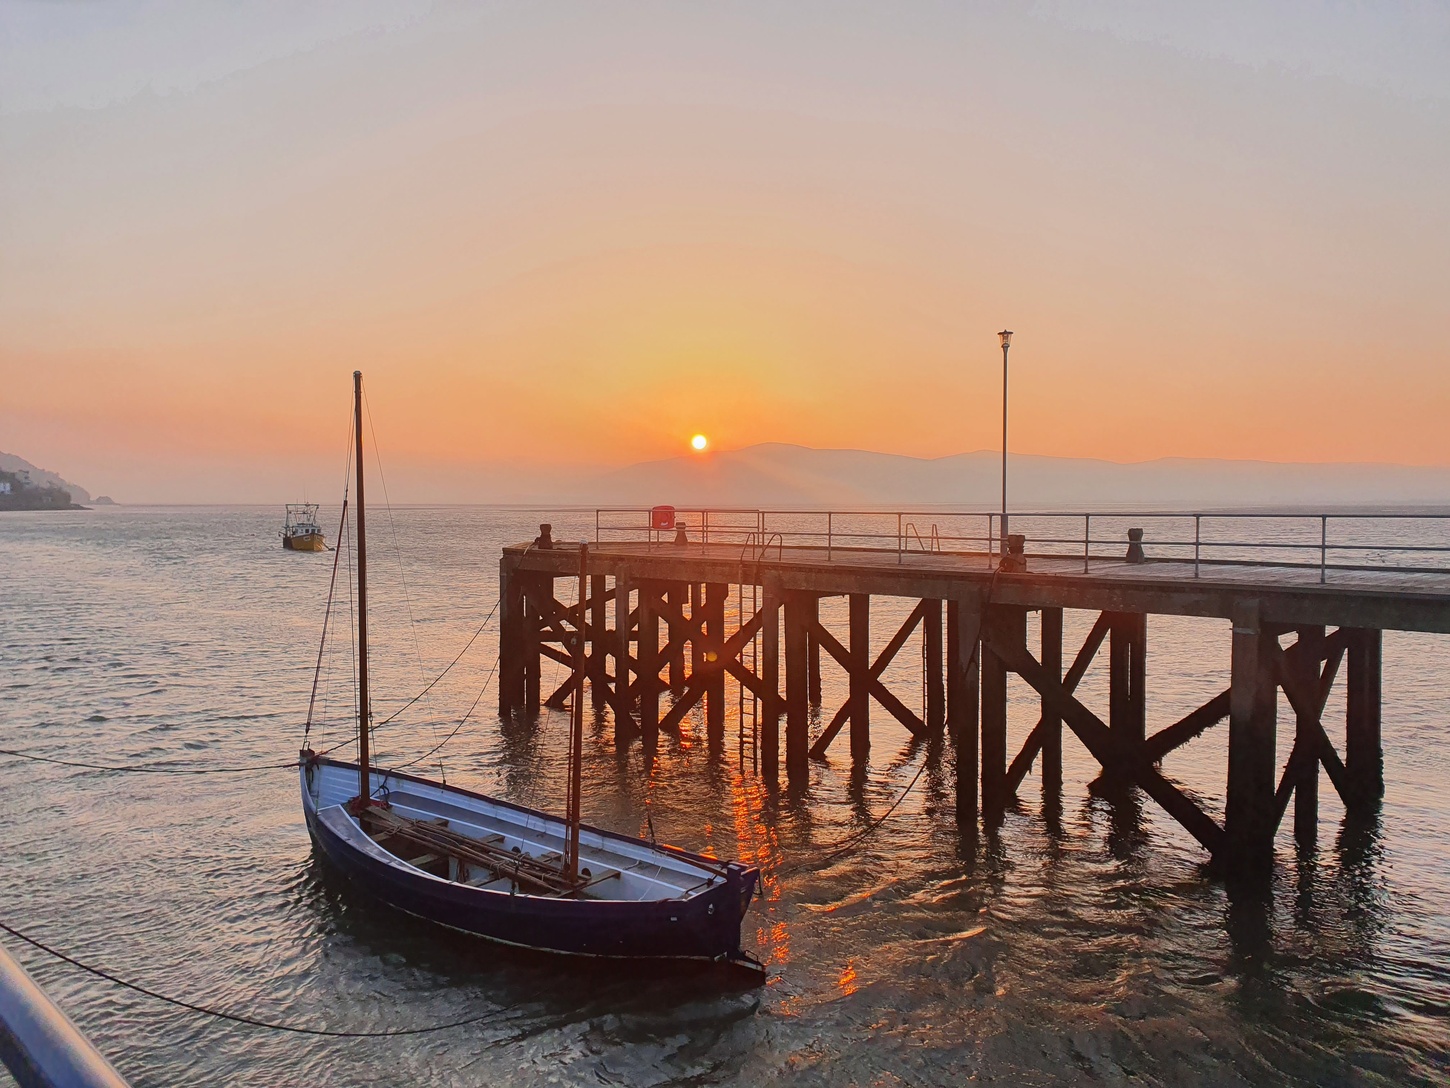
[592,507,1450,580]
[740,531,784,562]
[0,939,131,1088]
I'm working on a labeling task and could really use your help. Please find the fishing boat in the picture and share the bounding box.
[298,372,762,974]
[282,503,326,551]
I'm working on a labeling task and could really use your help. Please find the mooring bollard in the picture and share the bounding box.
[1126,527,1145,564]
[535,523,554,550]
[1001,533,1027,572]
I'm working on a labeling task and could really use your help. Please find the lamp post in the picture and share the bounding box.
[998,329,1012,554]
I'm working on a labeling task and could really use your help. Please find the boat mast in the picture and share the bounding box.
[353,370,372,806]
[564,542,587,882]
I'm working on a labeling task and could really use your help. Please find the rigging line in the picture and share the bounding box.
[319,591,504,760]
[304,498,351,743]
[774,564,1005,880]
[376,599,500,727]
[0,749,295,775]
[362,386,430,692]
[314,597,502,757]
[0,919,539,1040]
[385,609,502,772]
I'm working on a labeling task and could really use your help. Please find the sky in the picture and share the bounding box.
[1,1,1448,502]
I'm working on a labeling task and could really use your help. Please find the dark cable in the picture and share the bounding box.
[387,634,502,771]
[0,749,294,775]
[318,597,501,760]
[776,564,1004,879]
[0,919,536,1039]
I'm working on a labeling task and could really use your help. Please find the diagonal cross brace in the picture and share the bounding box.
[654,609,766,733]
[808,603,928,756]
[1270,639,1349,825]
[983,623,1226,856]
[1005,612,1111,793]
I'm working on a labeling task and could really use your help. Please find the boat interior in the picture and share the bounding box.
[306,759,730,904]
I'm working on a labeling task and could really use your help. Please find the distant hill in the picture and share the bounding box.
[0,451,97,505]
[581,443,1450,509]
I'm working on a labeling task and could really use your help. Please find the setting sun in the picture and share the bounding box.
[691,434,708,451]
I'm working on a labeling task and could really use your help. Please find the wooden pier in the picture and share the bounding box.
[498,515,1450,881]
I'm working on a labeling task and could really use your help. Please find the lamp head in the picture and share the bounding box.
[998,330,1013,349]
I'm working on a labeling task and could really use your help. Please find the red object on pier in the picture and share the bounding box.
[650,505,676,531]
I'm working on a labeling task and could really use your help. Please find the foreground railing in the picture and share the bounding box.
[0,939,130,1088]
[593,507,1450,582]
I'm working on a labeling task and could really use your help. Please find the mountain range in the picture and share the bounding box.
[575,443,1450,510]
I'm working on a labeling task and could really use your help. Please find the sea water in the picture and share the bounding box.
[1,505,1447,1086]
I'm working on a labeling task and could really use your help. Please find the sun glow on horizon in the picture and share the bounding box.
[691,434,708,451]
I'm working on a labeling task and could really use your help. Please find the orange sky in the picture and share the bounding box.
[2,4,1448,502]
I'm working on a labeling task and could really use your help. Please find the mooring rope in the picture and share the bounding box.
[318,597,502,761]
[0,918,541,1039]
[0,749,296,775]
[774,563,1004,879]
[388,616,503,772]
[304,498,351,744]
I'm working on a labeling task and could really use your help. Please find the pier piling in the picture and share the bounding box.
[499,510,1424,887]
[1346,628,1384,810]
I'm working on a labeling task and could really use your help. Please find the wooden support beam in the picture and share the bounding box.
[638,583,660,743]
[1345,627,1384,811]
[614,577,635,736]
[849,593,870,763]
[705,583,727,743]
[806,604,929,758]
[949,597,981,830]
[589,574,607,698]
[1143,690,1232,763]
[1004,611,1110,797]
[655,606,764,735]
[1224,602,1277,877]
[1040,607,1063,796]
[1109,611,1147,745]
[981,605,1024,825]
[785,591,811,783]
[523,575,545,715]
[982,624,1225,856]
[545,669,580,709]
[1270,629,1344,836]
[1137,628,1344,765]
[925,599,944,734]
[539,643,572,667]
[761,588,781,781]
[560,584,615,629]
[806,595,822,704]
[498,561,525,716]
[726,657,765,699]
[1270,638,1350,807]
[1292,626,1325,848]
[666,586,686,695]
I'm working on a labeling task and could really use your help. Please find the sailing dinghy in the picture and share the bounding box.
[299,371,762,972]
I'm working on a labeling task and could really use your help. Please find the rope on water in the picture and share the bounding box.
[774,755,932,878]
[0,918,538,1039]
[376,598,500,728]
[774,563,1004,879]
[389,613,502,772]
[0,749,295,775]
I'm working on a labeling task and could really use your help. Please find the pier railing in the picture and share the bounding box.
[593,508,1450,582]
[0,938,131,1088]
